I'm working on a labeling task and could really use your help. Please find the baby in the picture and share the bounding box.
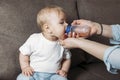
[17,5,71,80]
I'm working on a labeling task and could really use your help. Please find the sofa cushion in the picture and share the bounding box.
[68,62,120,80]
[70,49,86,68]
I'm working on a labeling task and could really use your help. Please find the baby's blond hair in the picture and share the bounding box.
[37,5,65,31]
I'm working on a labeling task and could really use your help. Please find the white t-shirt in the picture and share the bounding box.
[19,33,71,73]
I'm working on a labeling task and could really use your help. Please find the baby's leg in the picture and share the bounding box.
[16,73,35,80]
[50,74,68,80]
[33,72,52,80]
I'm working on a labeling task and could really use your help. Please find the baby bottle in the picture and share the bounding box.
[65,25,91,37]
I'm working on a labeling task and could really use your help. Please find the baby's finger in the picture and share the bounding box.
[26,71,30,76]
[29,70,33,76]
[61,73,66,77]
[24,71,28,76]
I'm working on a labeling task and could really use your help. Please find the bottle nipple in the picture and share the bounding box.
[65,25,72,34]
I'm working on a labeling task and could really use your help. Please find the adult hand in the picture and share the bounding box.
[71,19,101,36]
[59,38,81,49]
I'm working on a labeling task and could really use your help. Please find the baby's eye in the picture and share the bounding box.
[60,22,64,24]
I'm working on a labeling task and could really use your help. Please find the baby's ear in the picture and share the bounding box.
[43,23,48,30]
[43,24,52,34]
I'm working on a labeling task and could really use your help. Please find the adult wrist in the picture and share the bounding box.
[96,23,103,36]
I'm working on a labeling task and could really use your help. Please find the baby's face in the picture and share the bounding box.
[48,11,68,39]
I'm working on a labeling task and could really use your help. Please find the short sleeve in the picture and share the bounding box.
[63,49,71,59]
[19,35,33,55]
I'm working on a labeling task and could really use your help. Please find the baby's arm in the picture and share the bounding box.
[19,53,34,76]
[57,59,71,77]
[61,59,71,73]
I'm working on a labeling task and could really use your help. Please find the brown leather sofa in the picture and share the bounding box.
[0,0,120,80]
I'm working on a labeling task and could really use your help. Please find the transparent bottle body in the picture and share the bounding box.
[65,25,91,37]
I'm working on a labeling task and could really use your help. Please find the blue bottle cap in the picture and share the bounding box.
[65,25,72,34]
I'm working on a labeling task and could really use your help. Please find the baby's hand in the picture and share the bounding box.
[22,66,34,76]
[57,70,67,77]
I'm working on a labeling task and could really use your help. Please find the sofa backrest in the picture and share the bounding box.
[77,0,120,24]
